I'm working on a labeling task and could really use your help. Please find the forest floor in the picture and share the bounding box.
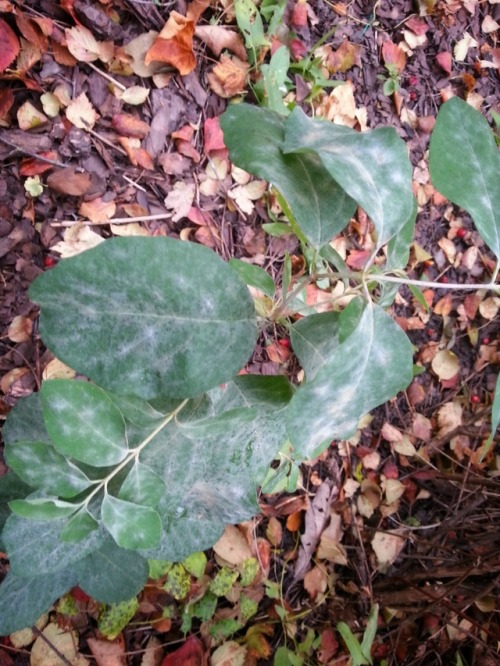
[0,0,500,664]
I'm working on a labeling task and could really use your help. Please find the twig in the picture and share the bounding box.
[0,136,68,168]
[51,213,172,227]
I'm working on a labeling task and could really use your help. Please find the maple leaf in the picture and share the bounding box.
[145,12,196,76]
[0,18,20,72]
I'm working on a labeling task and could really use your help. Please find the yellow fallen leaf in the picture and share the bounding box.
[66,92,99,130]
[432,349,460,380]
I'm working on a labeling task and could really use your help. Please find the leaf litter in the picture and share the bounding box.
[0,0,500,664]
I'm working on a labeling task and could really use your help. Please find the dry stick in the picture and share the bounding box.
[51,213,173,227]
[0,136,68,168]
[86,62,127,91]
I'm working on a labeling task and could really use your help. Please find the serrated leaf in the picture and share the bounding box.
[0,569,78,636]
[118,463,165,508]
[283,107,414,249]
[98,598,139,640]
[287,300,413,457]
[101,494,162,549]
[429,97,500,259]
[9,498,78,521]
[60,508,99,542]
[5,441,93,498]
[29,237,257,399]
[41,380,128,467]
[221,105,356,248]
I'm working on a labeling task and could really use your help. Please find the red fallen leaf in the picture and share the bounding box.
[382,40,406,74]
[161,635,204,666]
[405,16,429,35]
[145,12,196,76]
[0,18,20,73]
[204,116,225,153]
[289,38,308,60]
[70,586,91,602]
[112,113,150,138]
[317,628,339,664]
[171,124,194,141]
[15,13,49,52]
[291,0,308,27]
[383,460,399,479]
[436,51,452,75]
[266,341,291,363]
[187,207,214,225]
[245,623,274,659]
[176,139,201,162]
[46,167,91,196]
[20,151,59,176]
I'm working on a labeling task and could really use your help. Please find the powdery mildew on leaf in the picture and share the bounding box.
[286,301,413,457]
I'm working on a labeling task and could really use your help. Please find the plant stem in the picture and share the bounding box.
[83,399,189,509]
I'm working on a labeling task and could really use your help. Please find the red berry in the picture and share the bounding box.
[456,228,467,238]
[409,91,417,101]
[408,75,418,86]
[482,337,490,345]
[471,394,480,404]
[426,328,434,336]
[439,276,448,283]
[278,338,291,348]
[44,255,57,267]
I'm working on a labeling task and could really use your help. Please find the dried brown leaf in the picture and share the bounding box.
[195,25,247,60]
[0,18,20,72]
[145,12,196,75]
[46,167,91,196]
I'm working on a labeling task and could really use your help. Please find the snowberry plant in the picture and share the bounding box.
[0,98,498,633]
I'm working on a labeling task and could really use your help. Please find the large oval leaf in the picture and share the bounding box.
[283,107,414,249]
[29,237,258,399]
[429,97,500,259]
[286,301,413,457]
[101,495,162,550]
[221,104,356,248]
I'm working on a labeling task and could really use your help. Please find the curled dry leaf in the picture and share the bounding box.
[145,12,196,76]
[50,223,104,257]
[112,113,150,138]
[79,197,117,224]
[432,349,460,381]
[65,25,112,63]
[195,25,247,60]
[207,55,249,98]
[7,315,32,343]
[0,18,20,72]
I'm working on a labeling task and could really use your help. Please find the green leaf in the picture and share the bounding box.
[29,237,257,400]
[163,562,191,599]
[361,604,379,660]
[291,312,340,381]
[98,598,139,640]
[235,0,268,58]
[283,107,414,249]
[60,508,99,542]
[287,300,413,457]
[483,373,500,456]
[138,376,292,559]
[429,97,500,259]
[101,494,162,549]
[221,105,357,248]
[9,498,78,521]
[3,392,50,445]
[118,463,165,508]
[210,567,239,596]
[229,259,275,297]
[5,441,93,498]
[183,551,207,578]
[408,284,430,312]
[260,45,292,116]
[0,569,78,635]
[337,622,370,666]
[74,538,149,603]
[0,473,32,546]
[3,511,104,577]
[42,380,128,466]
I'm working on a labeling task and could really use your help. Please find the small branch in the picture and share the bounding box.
[371,274,499,291]
[51,213,172,227]
[0,136,68,168]
[86,62,127,91]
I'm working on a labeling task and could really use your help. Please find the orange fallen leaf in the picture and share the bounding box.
[328,39,362,73]
[203,116,226,153]
[145,12,196,76]
[112,113,150,138]
[0,18,20,72]
[79,197,117,223]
